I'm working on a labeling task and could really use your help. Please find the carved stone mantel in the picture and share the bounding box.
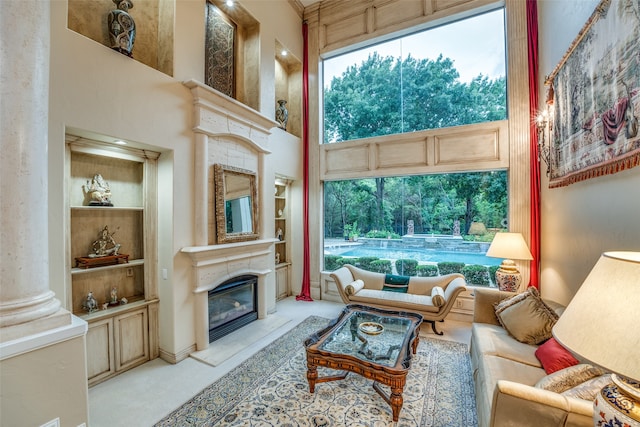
[181,239,277,351]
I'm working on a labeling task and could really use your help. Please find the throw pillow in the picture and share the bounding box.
[562,374,612,401]
[535,337,580,374]
[494,287,559,345]
[344,279,364,296]
[535,363,607,393]
[431,286,446,307]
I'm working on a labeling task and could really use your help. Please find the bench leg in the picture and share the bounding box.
[428,320,444,335]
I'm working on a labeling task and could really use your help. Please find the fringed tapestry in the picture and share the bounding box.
[546,0,640,188]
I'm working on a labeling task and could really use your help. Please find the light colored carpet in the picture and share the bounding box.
[190,315,291,367]
[156,315,477,426]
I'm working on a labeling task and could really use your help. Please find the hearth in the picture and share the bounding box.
[208,275,258,342]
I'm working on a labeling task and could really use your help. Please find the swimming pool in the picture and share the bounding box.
[326,246,501,266]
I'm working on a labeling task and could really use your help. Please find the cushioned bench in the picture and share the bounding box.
[330,264,467,335]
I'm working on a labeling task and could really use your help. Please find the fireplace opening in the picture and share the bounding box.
[208,275,258,342]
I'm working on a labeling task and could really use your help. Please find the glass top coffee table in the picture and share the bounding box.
[304,304,423,422]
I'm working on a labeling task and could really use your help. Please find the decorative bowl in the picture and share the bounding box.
[359,322,384,335]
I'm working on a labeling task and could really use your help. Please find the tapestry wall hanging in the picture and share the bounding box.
[546,0,640,188]
[205,3,236,98]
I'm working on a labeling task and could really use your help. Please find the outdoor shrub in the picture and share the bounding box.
[416,264,439,277]
[489,265,500,287]
[438,261,465,275]
[395,259,418,276]
[365,230,401,239]
[462,264,491,287]
[370,260,392,274]
[356,256,379,271]
[324,255,344,271]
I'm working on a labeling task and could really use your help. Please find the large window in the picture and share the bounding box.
[323,8,506,143]
[324,171,508,286]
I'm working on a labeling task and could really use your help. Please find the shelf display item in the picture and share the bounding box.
[83,173,113,206]
[108,0,136,57]
[82,292,99,313]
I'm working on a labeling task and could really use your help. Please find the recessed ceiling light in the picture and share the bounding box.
[226,0,234,6]
[281,50,288,56]
[113,140,127,145]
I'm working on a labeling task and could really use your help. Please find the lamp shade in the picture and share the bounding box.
[553,251,640,381]
[486,232,533,261]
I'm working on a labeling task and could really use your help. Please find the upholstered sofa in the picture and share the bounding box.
[330,264,467,335]
[471,287,599,427]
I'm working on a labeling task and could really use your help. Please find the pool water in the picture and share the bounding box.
[328,246,501,266]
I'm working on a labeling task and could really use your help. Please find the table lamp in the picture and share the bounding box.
[553,251,640,427]
[486,232,533,292]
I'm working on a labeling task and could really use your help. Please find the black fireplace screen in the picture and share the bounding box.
[208,275,257,342]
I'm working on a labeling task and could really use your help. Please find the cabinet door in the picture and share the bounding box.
[114,307,149,372]
[276,265,289,300]
[86,318,115,386]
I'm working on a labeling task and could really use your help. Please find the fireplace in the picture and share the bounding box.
[208,275,258,342]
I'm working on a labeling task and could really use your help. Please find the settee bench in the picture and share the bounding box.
[330,264,467,335]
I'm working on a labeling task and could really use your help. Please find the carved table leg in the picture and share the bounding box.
[390,386,404,422]
[307,364,318,393]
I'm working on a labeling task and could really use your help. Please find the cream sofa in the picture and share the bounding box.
[471,288,593,427]
[330,264,467,335]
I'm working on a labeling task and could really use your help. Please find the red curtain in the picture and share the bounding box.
[296,21,313,301]
[527,0,541,289]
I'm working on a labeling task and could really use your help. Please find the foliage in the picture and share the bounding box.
[416,264,439,277]
[438,261,465,275]
[324,53,506,143]
[324,172,507,240]
[370,259,392,274]
[355,257,379,271]
[324,255,345,271]
[395,259,418,276]
[365,230,401,239]
[489,266,500,286]
[462,264,490,287]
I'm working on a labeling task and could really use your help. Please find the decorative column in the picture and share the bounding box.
[0,0,69,341]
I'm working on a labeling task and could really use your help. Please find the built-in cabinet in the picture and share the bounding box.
[66,135,159,386]
[275,179,291,300]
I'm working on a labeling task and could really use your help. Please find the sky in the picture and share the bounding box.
[323,8,506,87]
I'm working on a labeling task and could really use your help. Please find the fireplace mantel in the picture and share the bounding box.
[181,239,277,350]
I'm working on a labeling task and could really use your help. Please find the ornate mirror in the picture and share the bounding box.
[214,164,259,244]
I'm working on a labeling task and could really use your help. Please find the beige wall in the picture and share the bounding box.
[1,334,88,427]
[48,0,304,361]
[538,0,640,304]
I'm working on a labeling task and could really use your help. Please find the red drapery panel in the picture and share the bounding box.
[296,21,313,301]
[527,0,541,289]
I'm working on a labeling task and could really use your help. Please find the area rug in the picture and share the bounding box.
[155,316,477,426]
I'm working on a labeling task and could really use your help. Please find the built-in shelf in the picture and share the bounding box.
[71,258,144,275]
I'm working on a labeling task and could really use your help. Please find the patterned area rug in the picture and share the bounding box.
[156,316,477,426]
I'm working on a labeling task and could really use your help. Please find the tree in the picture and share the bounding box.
[324,53,506,143]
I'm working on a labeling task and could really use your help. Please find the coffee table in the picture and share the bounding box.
[304,304,423,422]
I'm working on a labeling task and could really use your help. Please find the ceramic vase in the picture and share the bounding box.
[108,0,136,57]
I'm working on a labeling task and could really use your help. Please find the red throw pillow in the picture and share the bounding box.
[535,337,580,374]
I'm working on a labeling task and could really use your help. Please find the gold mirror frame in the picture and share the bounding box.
[214,164,259,244]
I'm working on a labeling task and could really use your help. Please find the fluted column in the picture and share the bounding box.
[0,0,69,341]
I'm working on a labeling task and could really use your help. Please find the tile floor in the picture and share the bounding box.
[88,297,472,427]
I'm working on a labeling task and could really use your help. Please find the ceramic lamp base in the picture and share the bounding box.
[594,374,640,427]
[495,263,522,292]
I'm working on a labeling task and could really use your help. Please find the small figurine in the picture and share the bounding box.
[110,287,118,305]
[120,297,128,305]
[83,174,113,206]
[276,228,283,241]
[90,225,121,257]
[102,302,109,310]
[83,292,99,313]
[275,252,281,264]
